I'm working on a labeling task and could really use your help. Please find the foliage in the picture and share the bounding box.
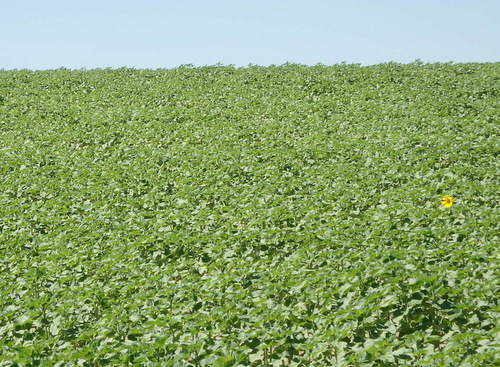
[0,62,499,366]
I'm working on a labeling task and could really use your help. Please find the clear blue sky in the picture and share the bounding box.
[1,0,499,70]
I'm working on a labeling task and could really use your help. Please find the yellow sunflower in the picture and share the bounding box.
[441,195,453,208]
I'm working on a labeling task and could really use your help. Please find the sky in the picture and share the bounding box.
[1,0,499,70]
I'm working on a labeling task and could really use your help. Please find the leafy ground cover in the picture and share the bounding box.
[0,62,499,366]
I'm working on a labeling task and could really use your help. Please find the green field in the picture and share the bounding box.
[1,62,499,366]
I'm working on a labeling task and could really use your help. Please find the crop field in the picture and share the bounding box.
[0,62,499,366]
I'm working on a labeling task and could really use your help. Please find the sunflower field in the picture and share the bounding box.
[0,62,499,366]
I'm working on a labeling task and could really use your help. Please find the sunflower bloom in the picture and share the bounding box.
[441,195,453,208]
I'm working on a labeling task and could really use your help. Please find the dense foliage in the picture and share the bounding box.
[0,62,499,366]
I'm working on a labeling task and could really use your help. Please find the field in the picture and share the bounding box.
[0,62,499,366]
